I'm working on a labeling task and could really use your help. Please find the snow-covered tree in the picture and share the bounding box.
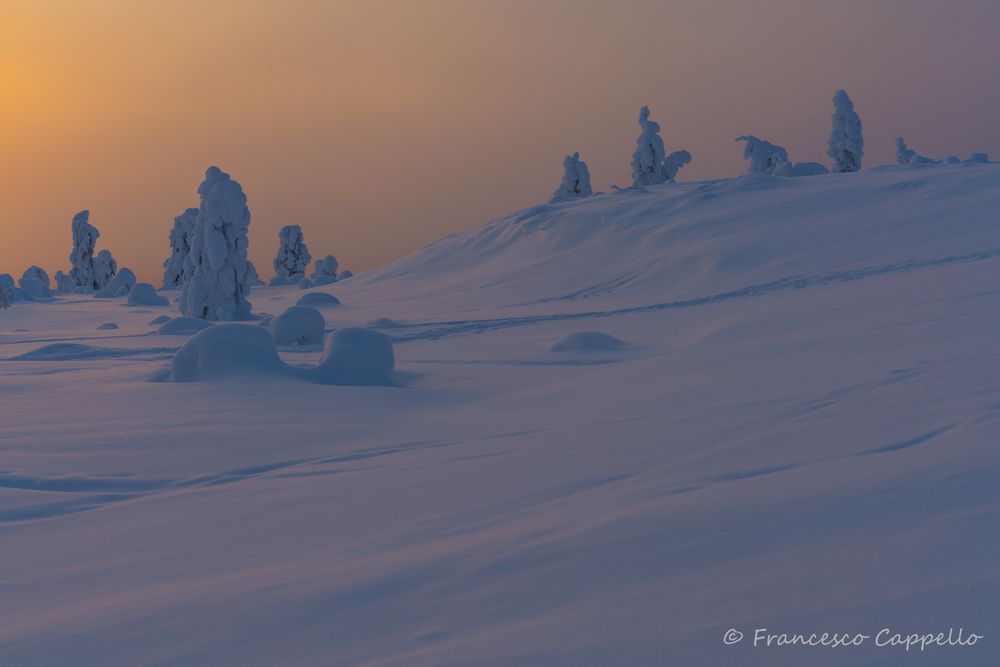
[631,106,692,186]
[21,266,49,288]
[96,266,136,298]
[163,207,198,289]
[93,250,118,291]
[18,266,52,300]
[895,137,937,165]
[246,260,264,286]
[271,225,312,284]
[338,270,354,280]
[311,255,339,286]
[736,135,789,173]
[0,274,14,309]
[827,90,864,173]
[179,166,255,320]
[551,152,593,201]
[68,210,99,290]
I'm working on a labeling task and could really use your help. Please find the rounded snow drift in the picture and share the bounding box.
[127,283,170,306]
[307,327,394,386]
[269,306,325,346]
[365,317,400,329]
[171,324,284,382]
[149,315,172,325]
[296,292,341,308]
[157,316,213,335]
[97,322,119,330]
[549,331,626,353]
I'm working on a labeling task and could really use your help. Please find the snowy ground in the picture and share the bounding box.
[2,164,999,666]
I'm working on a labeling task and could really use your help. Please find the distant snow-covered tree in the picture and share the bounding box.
[54,271,74,293]
[736,135,789,174]
[68,210,99,290]
[663,150,692,182]
[551,152,593,201]
[246,260,265,287]
[338,270,354,280]
[895,137,938,165]
[163,207,198,289]
[18,266,52,300]
[0,274,14,309]
[96,266,136,298]
[271,225,312,285]
[632,106,667,186]
[179,166,255,321]
[311,255,339,286]
[827,90,864,173]
[93,250,118,291]
[21,266,50,288]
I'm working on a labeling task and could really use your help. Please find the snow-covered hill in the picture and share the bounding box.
[2,164,999,666]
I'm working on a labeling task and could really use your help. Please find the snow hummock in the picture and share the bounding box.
[163,207,198,289]
[179,167,255,321]
[271,225,312,285]
[95,267,135,298]
[21,266,50,288]
[67,210,100,291]
[304,327,395,386]
[156,316,213,335]
[311,255,339,286]
[149,315,171,325]
[170,324,284,382]
[549,331,627,352]
[550,152,593,202]
[296,292,341,308]
[96,322,119,330]
[828,89,864,172]
[127,283,170,307]
[269,306,325,346]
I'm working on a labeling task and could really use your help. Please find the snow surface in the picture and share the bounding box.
[2,164,1000,666]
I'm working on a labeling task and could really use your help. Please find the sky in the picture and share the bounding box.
[2,0,999,283]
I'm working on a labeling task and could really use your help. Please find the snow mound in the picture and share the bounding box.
[127,283,170,306]
[97,322,119,330]
[269,306,325,346]
[171,324,285,382]
[365,317,401,328]
[305,327,395,386]
[549,331,627,352]
[96,267,136,298]
[157,316,213,335]
[17,278,52,301]
[149,315,171,325]
[296,292,341,308]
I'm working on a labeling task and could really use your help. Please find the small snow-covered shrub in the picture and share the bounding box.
[271,225,312,285]
[21,266,49,288]
[736,135,789,174]
[895,137,938,165]
[298,278,314,290]
[128,283,170,306]
[68,210,100,290]
[338,270,353,280]
[180,167,255,321]
[0,274,14,309]
[964,153,991,164]
[93,250,118,291]
[269,306,325,346]
[297,292,341,308]
[170,324,284,382]
[97,322,119,330]
[550,331,626,352]
[54,271,75,294]
[551,152,593,201]
[307,327,395,386]
[163,207,198,289]
[311,255,339,285]
[96,267,136,298]
[828,89,863,173]
[157,316,213,335]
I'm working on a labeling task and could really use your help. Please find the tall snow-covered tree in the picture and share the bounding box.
[163,207,198,289]
[0,274,14,309]
[272,225,312,284]
[631,106,667,186]
[311,255,339,286]
[93,250,118,291]
[179,166,255,321]
[827,90,864,173]
[68,210,99,290]
[551,152,593,201]
[736,135,789,173]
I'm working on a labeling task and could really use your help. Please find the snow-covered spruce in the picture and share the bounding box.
[631,106,691,186]
[736,135,789,174]
[68,210,100,291]
[271,225,312,285]
[269,306,325,346]
[179,167,255,321]
[0,274,14,309]
[127,283,170,306]
[92,250,118,292]
[311,256,339,285]
[828,89,864,173]
[21,266,49,288]
[96,267,135,298]
[54,271,74,294]
[163,208,198,289]
[551,152,593,202]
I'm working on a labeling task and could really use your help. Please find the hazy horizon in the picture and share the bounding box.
[3,0,998,283]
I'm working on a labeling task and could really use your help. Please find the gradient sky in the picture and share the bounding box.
[2,0,998,283]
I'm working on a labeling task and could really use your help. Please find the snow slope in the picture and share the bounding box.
[2,163,999,666]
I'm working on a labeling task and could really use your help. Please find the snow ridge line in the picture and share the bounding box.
[391,246,1000,342]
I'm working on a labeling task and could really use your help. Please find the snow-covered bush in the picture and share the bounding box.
[298,278,314,290]
[97,322,119,330]
[127,283,170,306]
[631,106,691,186]
[790,162,829,177]
[895,137,938,165]
[827,89,864,173]
[179,167,255,321]
[297,292,341,308]
[96,267,135,298]
[21,266,49,288]
[68,210,100,290]
[0,274,14,309]
[311,255,339,285]
[736,135,789,174]
[54,271,75,294]
[93,250,118,291]
[551,152,593,201]
[17,278,52,300]
[964,153,991,164]
[306,327,395,386]
[163,207,198,289]
[338,270,354,280]
[170,324,284,382]
[271,225,312,285]
[269,306,325,345]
